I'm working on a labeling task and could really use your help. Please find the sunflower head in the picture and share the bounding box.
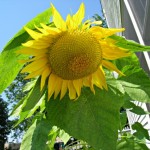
[18,3,131,100]
[49,30,102,80]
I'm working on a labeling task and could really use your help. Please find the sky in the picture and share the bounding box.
[0,0,103,51]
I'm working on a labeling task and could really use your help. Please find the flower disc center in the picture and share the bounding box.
[49,31,102,80]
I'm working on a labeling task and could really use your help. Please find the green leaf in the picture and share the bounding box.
[23,80,36,92]
[26,95,45,118]
[20,119,51,150]
[117,137,149,150]
[14,78,46,126]
[107,78,125,95]
[46,127,70,150]
[58,129,70,145]
[132,122,150,141]
[22,78,45,112]
[11,97,26,117]
[115,54,140,71]
[0,52,27,94]
[45,126,59,150]
[0,8,52,94]
[119,68,150,103]
[121,65,142,76]
[46,87,124,150]
[110,35,150,52]
[123,99,150,115]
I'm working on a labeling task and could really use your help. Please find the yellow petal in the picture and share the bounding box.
[73,79,82,97]
[34,25,49,34]
[89,75,95,94]
[41,66,51,90]
[91,21,102,25]
[18,59,31,64]
[21,57,48,73]
[24,66,45,79]
[54,77,63,99]
[40,23,60,34]
[82,20,91,30]
[66,14,74,29]
[60,80,68,100]
[24,26,43,40]
[68,81,76,100]
[97,66,108,90]
[51,3,66,30]
[17,48,48,56]
[19,54,47,64]
[48,74,57,100]
[89,26,125,39]
[102,60,124,76]
[72,3,85,27]
[22,39,50,49]
[100,41,131,60]
[92,71,103,89]
[83,75,95,94]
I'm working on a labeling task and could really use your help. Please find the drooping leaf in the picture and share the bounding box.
[26,95,45,118]
[46,87,124,150]
[0,8,52,94]
[22,78,45,112]
[110,35,150,52]
[23,80,36,92]
[20,119,51,150]
[14,78,46,126]
[11,97,26,117]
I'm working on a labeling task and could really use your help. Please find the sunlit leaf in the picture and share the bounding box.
[0,8,52,94]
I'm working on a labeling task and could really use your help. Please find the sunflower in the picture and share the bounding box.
[18,3,131,100]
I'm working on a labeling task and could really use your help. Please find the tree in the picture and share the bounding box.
[4,73,31,141]
[0,96,10,149]
[5,73,29,109]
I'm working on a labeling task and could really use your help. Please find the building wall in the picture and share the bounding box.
[100,0,122,28]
